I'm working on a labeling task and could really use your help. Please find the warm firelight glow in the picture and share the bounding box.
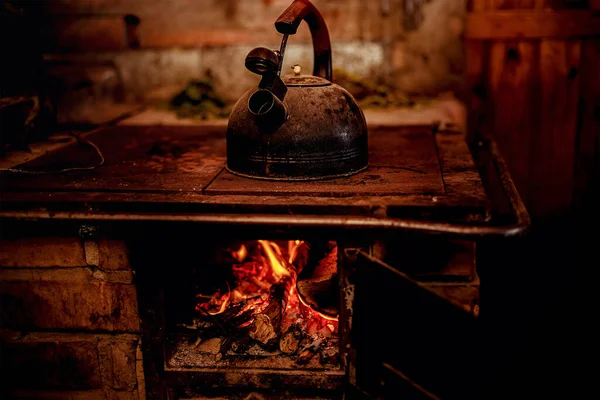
[298,289,339,322]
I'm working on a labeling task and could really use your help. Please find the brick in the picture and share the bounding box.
[113,49,202,102]
[0,268,93,283]
[40,17,128,53]
[136,340,147,400]
[2,339,101,390]
[108,390,140,400]
[97,240,131,271]
[84,241,101,266]
[0,281,140,331]
[99,338,139,390]
[0,267,133,284]
[7,389,139,400]
[7,390,108,400]
[139,26,263,48]
[92,269,135,284]
[0,237,86,267]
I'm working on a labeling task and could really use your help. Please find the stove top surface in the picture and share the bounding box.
[0,124,528,236]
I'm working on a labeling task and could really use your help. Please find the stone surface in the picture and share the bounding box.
[84,241,101,266]
[119,96,466,129]
[0,237,86,268]
[394,0,466,95]
[98,338,139,390]
[97,240,131,271]
[40,17,128,52]
[0,281,140,332]
[7,390,110,400]
[8,388,140,399]
[28,0,465,101]
[113,50,202,102]
[2,332,143,400]
[0,267,133,284]
[2,339,101,390]
[0,268,93,283]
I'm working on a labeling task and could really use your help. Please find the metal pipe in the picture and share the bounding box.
[0,210,528,238]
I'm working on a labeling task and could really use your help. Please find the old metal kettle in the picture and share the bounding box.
[226,0,368,180]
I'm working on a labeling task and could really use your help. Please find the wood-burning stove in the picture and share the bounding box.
[0,123,528,399]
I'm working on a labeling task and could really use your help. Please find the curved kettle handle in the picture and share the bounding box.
[275,0,333,82]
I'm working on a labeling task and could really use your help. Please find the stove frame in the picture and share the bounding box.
[0,124,529,399]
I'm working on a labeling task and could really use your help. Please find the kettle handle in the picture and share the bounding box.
[275,0,333,82]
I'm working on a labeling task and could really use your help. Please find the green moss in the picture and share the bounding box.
[169,80,232,120]
[333,68,414,109]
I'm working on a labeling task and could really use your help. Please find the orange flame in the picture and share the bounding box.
[288,239,304,264]
[207,282,231,315]
[232,244,248,262]
[198,240,338,336]
[258,240,290,279]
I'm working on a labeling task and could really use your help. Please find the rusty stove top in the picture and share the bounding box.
[0,124,529,237]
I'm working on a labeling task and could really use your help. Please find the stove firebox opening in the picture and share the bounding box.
[164,239,341,372]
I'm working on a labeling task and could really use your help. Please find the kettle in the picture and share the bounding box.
[226,0,368,181]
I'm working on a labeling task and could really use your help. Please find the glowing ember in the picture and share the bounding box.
[232,244,247,263]
[194,240,339,364]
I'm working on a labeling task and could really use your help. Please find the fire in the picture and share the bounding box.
[258,240,290,279]
[195,240,339,362]
[232,244,247,262]
[288,240,304,264]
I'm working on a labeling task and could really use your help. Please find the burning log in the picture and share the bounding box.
[193,239,340,364]
[296,241,339,317]
[249,313,279,345]
[297,348,317,365]
[280,325,303,354]
[248,279,288,345]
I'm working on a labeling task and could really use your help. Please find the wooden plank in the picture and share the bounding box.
[529,40,581,216]
[466,41,487,141]
[488,40,539,207]
[465,11,600,39]
[466,0,490,142]
[573,39,600,215]
[205,127,445,197]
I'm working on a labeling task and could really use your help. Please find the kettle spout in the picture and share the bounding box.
[248,89,287,132]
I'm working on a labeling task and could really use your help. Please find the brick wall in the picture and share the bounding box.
[18,0,465,104]
[0,236,145,400]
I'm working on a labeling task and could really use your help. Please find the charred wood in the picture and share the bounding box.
[280,325,303,354]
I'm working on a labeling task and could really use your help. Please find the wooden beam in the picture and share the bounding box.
[465,11,600,39]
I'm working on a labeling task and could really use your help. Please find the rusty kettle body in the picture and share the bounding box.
[226,0,368,180]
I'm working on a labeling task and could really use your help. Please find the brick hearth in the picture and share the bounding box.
[0,237,145,400]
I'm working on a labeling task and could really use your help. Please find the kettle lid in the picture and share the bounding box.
[282,74,331,87]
